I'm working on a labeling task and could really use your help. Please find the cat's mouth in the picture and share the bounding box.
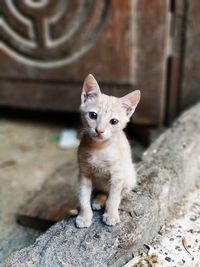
[95,132,102,138]
[93,133,110,141]
[94,133,104,140]
[87,128,110,141]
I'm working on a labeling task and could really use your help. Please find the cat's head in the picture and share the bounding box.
[80,74,141,141]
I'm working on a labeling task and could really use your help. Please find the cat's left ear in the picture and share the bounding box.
[121,90,141,117]
[81,74,101,104]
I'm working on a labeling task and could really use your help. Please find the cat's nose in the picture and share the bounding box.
[95,128,104,136]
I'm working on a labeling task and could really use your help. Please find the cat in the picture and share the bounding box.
[76,74,141,228]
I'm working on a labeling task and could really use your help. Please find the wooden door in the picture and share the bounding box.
[165,0,200,123]
[0,0,170,126]
[179,1,200,111]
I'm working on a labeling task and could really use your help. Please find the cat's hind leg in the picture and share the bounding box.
[92,193,107,210]
[122,163,137,195]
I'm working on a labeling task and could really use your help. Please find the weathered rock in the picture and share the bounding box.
[3,104,200,267]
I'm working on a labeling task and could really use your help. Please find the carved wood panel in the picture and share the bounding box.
[0,0,109,68]
[0,0,170,125]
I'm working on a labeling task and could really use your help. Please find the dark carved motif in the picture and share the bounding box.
[0,0,109,68]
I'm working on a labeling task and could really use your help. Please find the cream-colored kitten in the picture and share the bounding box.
[76,74,140,228]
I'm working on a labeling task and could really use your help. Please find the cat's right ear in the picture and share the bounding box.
[121,90,141,117]
[81,74,101,104]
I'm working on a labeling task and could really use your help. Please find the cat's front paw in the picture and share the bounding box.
[102,212,120,226]
[76,214,92,228]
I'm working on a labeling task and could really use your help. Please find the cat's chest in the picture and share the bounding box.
[87,149,111,174]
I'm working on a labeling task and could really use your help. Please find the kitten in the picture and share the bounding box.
[76,74,141,228]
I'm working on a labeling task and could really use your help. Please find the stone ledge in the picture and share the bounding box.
[4,104,200,267]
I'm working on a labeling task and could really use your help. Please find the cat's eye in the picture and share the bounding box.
[110,118,119,125]
[89,112,98,120]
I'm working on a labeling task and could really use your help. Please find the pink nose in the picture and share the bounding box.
[95,128,104,136]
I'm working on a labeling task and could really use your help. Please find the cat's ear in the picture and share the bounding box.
[81,74,101,104]
[121,90,141,117]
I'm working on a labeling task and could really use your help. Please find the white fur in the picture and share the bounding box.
[76,178,93,228]
[76,74,140,228]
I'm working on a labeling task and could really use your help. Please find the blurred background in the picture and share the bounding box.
[0,0,200,264]
[1,0,200,125]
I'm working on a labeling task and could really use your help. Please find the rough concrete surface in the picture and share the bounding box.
[150,185,200,266]
[3,104,200,267]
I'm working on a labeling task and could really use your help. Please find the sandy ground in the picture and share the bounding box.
[0,118,77,263]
